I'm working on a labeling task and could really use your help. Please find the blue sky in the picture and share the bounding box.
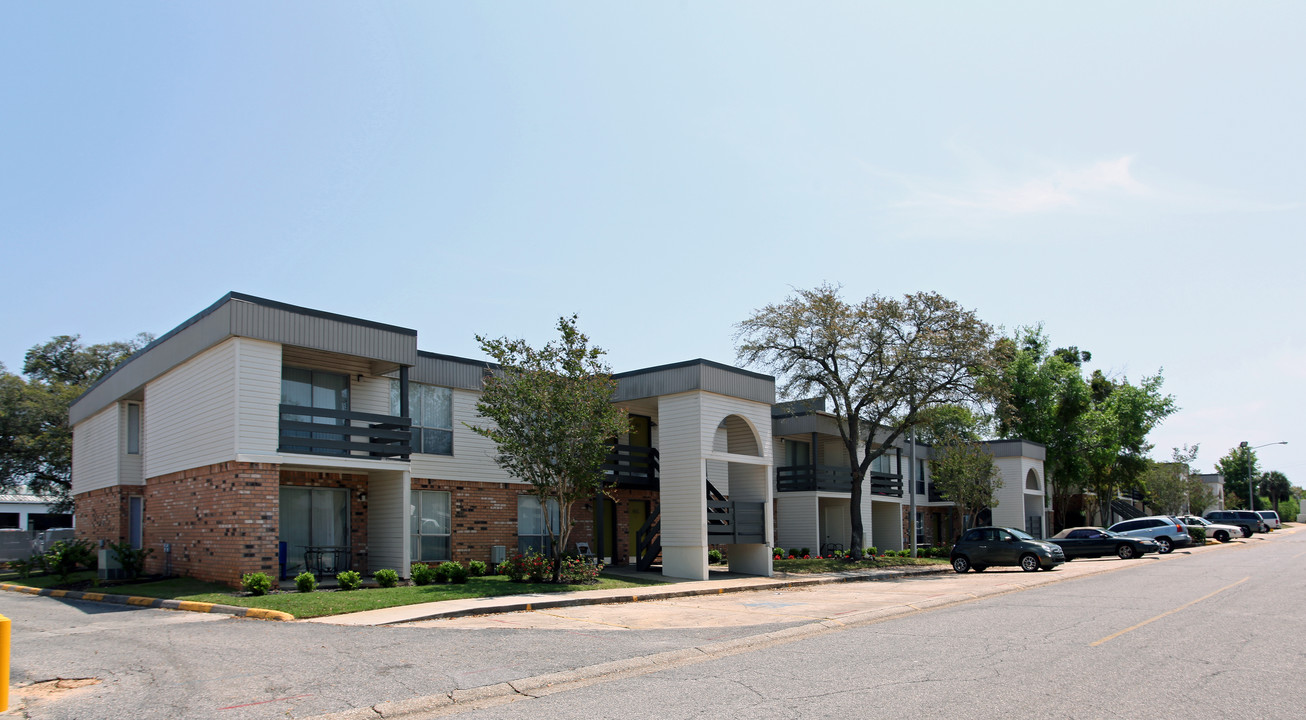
[2,2,1302,479]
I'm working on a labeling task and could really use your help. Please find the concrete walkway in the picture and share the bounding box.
[300,564,953,626]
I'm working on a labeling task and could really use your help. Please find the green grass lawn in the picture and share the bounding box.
[772,556,949,573]
[1,570,666,619]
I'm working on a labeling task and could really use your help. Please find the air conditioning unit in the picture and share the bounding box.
[490,545,507,564]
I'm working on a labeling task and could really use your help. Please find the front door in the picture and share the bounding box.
[600,498,617,563]
[627,500,648,565]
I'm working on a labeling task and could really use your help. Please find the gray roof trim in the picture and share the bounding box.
[412,352,493,391]
[612,359,775,404]
[983,439,1047,461]
[70,293,419,425]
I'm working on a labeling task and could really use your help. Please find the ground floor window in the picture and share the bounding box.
[411,490,451,562]
[517,495,559,556]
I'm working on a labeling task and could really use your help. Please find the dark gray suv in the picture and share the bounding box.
[1204,510,1266,538]
[950,526,1065,573]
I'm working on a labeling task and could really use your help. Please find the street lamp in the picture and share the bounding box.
[1239,441,1287,511]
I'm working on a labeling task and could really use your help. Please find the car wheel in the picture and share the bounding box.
[1240,526,1252,538]
[1020,554,1040,572]
[952,556,970,573]
[1117,544,1136,560]
[1155,537,1173,554]
[1214,530,1230,543]
[972,564,987,572]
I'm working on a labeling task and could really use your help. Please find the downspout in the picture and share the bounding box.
[908,430,917,557]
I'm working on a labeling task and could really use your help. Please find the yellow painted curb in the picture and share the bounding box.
[81,592,105,602]
[127,596,155,606]
[244,608,294,621]
[46,590,67,598]
[175,601,213,613]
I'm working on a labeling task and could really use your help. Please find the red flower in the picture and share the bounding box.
[803,554,810,559]
[788,554,795,559]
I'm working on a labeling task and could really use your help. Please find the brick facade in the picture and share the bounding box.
[75,485,143,544]
[903,505,958,548]
[410,476,659,566]
[142,461,281,586]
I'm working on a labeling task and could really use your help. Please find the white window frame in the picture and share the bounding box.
[411,490,452,562]
[392,381,454,456]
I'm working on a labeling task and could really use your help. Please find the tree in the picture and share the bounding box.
[736,285,997,559]
[921,407,1002,530]
[1142,445,1203,516]
[1080,370,1176,525]
[1216,446,1260,510]
[469,316,629,583]
[1,334,152,512]
[989,327,1093,531]
[1259,471,1291,516]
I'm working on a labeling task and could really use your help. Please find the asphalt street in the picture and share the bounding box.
[3,529,1302,719]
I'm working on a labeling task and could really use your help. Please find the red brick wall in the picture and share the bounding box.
[75,485,143,544]
[142,462,280,586]
[410,477,659,566]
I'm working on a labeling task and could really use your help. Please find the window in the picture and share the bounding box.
[915,459,926,495]
[517,495,559,555]
[871,453,896,475]
[126,403,141,455]
[392,381,453,455]
[281,367,350,455]
[411,490,452,562]
[915,511,925,545]
[785,440,810,467]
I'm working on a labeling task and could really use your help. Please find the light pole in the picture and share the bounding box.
[1239,441,1287,511]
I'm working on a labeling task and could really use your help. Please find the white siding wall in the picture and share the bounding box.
[991,456,1029,529]
[871,500,902,551]
[656,392,707,550]
[776,495,819,551]
[144,338,239,479]
[117,402,144,486]
[234,339,282,456]
[72,405,119,494]
[367,469,410,575]
[408,389,516,483]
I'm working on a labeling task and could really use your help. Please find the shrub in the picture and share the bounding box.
[799,548,810,557]
[708,549,724,564]
[374,568,400,588]
[242,572,273,596]
[773,547,785,558]
[411,563,437,586]
[500,552,551,583]
[496,559,515,579]
[866,547,877,557]
[108,541,154,579]
[10,558,37,579]
[295,571,317,593]
[559,555,601,584]
[467,560,488,577]
[336,570,362,591]
[46,540,97,582]
[1187,526,1207,544]
[439,561,468,584]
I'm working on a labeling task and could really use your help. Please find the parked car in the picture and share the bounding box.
[1204,510,1267,537]
[950,526,1065,573]
[1107,516,1192,554]
[30,527,76,556]
[1257,510,1282,530]
[1047,527,1159,560]
[1175,515,1240,543]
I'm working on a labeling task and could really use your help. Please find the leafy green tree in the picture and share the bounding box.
[1080,370,1176,526]
[1,333,151,511]
[736,285,997,559]
[1216,446,1260,510]
[470,316,629,584]
[989,327,1093,531]
[1142,445,1203,516]
[922,408,1002,530]
[1259,471,1291,516]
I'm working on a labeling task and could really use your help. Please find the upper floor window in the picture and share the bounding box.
[126,403,141,455]
[784,440,810,467]
[392,381,453,455]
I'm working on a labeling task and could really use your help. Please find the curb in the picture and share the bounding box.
[0,582,294,621]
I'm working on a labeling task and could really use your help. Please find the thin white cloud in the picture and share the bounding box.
[895,155,1149,215]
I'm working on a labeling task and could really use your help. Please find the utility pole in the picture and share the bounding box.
[908,429,917,557]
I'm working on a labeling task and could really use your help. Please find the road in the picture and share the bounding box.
[3,529,1302,719]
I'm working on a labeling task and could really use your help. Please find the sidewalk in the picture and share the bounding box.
[300,563,953,626]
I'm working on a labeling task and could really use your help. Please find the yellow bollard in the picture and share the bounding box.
[0,613,8,711]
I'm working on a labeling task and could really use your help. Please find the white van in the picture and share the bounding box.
[1257,510,1282,530]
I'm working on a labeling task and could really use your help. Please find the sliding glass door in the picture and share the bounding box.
[279,486,350,576]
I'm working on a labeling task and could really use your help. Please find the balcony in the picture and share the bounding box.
[775,464,903,497]
[278,404,411,460]
[602,444,659,489]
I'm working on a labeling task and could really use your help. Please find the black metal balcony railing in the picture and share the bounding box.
[601,444,659,489]
[775,464,903,497]
[278,404,411,459]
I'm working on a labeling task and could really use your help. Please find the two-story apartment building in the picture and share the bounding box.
[70,293,1048,587]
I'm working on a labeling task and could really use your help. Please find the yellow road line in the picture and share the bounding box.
[1091,577,1248,647]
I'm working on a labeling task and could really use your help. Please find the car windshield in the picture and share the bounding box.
[1008,528,1035,541]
